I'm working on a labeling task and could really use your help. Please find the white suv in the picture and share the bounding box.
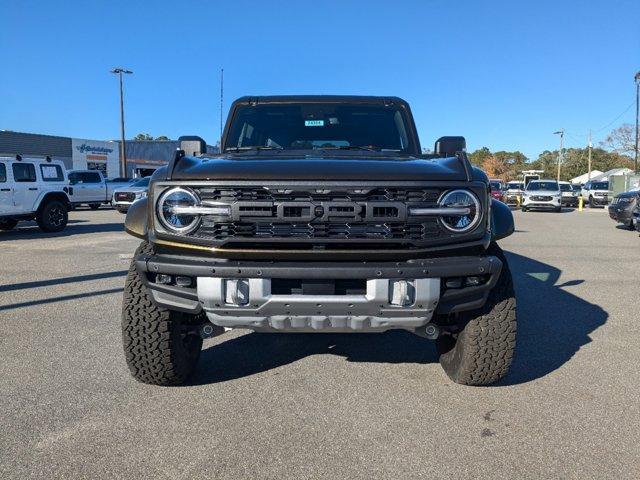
[581,180,609,207]
[521,179,562,212]
[0,155,72,232]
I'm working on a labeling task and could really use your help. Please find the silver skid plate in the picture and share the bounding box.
[196,277,440,332]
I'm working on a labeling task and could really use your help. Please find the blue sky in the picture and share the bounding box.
[1,0,638,159]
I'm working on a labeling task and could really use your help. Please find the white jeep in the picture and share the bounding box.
[0,155,72,232]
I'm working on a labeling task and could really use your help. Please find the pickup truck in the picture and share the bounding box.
[67,170,132,209]
[121,95,516,387]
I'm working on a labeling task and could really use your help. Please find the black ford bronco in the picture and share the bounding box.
[122,95,516,386]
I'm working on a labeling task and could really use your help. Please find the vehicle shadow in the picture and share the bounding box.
[192,250,608,386]
[0,221,124,239]
[497,251,607,385]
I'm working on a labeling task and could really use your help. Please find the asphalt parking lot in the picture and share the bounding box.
[1,206,639,479]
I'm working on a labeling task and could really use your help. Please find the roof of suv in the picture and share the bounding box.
[231,95,409,106]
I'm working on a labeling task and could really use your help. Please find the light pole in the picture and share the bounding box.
[110,67,133,178]
[634,71,640,174]
[553,129,564,182]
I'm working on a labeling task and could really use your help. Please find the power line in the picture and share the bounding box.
[592,100,635,134]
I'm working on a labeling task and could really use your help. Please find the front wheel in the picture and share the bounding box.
[122,242,203,385]
[89,203,101,210]
[36,200,68,232]
[554,206,562,213]
[437,243,516,386]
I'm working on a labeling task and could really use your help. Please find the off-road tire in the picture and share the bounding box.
[89,203,101,210]
[0,218,19,231]
[437,242,516,386]
[122,241,203,385]
[36,200,68,232]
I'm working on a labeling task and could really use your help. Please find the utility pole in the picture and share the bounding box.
[587,129,592,181]
[110,67,133,178]
[220,68,224,152]
[553,129,564,182]
[634,71,640,174]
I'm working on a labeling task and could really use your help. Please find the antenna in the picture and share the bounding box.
[219,68,224,152]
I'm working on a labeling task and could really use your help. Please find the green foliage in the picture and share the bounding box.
[529,147,633,181]
[132,133,171,141]
[467,148,529,181]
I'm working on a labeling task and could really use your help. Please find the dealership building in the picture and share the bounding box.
[0,130,217,178]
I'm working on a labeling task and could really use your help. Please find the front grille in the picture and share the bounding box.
[195,220,438,241]
[531,195,552,201]
[196,187,441,203]
[155,184,487,249]
[115,192,135,202]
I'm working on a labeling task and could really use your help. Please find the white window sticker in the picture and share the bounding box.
[41,165,60,179]
[304,120,324,127]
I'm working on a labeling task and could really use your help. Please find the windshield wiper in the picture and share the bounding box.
[224,146,284,152]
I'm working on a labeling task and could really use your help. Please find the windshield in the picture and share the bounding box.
[507,182,523,189]
[490,181,502,191]
[225,103,412,153]
[559,184,572,191]
[131,177,150,188]
[527,181,559,191]
[591,182,608,190]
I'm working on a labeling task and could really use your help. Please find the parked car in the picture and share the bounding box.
[633,201,640,232]
[521,179,562,212]
[67,170,133,209]
[111,177,150,213]
[608,191,638,229]
[0,155,72,232]
[504,181,524,206]
[581,180,609,207]
[558,181,579,207]
[489,179,504,202]
[120,95,517,387]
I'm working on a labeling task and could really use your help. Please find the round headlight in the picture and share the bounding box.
[438,189,481,233]
[157,187,200,233]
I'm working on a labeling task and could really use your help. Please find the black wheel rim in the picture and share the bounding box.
[48,206,65,227]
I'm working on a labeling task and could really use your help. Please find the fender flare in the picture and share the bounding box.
[124,198,148,239]
[36,191,71,211]
[490,199,514,241]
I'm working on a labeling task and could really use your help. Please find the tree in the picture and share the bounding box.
[601,124,635,156]
[132,133,171,141]
[529,147,633,181]
[468,147,492,168]
[467,148,529,181]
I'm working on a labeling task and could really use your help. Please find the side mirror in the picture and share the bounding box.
[178,135,206,156]
[434,136,466,157]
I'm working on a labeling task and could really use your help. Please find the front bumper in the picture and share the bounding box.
[135,253,503,332]
[561,195,578,206]
[522,198,561,210]
[608,205,633,224]
[591,195,608,206]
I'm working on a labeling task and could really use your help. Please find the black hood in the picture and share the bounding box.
[170,154,470,182]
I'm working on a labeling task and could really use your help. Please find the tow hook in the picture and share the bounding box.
[424,323,440,339]
[200,322,224,339]
[414,323,440,339]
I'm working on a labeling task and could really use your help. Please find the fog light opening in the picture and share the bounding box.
[389,279,416,306]
[224,279,250,306]
[175,276,193,287]
[155,274,172,285]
